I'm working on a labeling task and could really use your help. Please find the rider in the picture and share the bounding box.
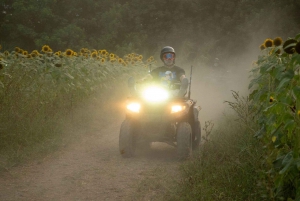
[138,46,189,98]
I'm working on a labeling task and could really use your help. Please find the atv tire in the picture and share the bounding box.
[192,120,201,150]
[119,119,135,158]
[177,122,192,160]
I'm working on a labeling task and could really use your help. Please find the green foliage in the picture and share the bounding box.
[249,33,300,200]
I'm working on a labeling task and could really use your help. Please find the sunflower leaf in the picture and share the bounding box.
[284,43,297,50]
[279,152,293,174]
[293,86,300,100]
[276,77,291,92]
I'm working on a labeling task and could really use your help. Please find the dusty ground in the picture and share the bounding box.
[0,62,250,201]
[0,88,182,201]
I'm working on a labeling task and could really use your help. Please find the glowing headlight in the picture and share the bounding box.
[126,102,141,113]
[171,105,186,113]
[142,86,169,102]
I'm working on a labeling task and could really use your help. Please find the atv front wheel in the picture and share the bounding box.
[119,119,136,158]
[177,122,192,160]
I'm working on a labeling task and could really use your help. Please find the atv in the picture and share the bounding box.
[119,66,201,160]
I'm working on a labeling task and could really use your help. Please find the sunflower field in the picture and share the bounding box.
[249,33,300,200]
[0,45,154,167]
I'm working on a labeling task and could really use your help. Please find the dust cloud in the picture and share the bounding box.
[178,45,260,125]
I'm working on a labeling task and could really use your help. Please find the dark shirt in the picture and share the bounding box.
[150,65,185,84]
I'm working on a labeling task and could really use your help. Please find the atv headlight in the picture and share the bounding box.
[126,102,141,113]
[171,105,186,113]
[142,86,169,102]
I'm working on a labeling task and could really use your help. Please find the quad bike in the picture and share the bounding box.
[119,66,201,160]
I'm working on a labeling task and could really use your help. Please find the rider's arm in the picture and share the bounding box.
[137,74,153,83]
[179,74,186,81]
[178,72,188,97]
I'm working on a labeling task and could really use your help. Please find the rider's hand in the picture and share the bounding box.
[136,78,145,84]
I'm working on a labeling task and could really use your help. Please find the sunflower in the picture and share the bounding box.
[15,47,21,53]
[149,56,154,61]
[91,51,98,58]
[101,58,106,63]
[54,51,61,56]
[118,58,123,63]
[31,50,39,55]
[42,45,50,53]
[273,37,283,46]
[295,41,300,54]
[4,51,9,56]
[65,49,74,57]
[100,50,107,55]
[80,48,86,53]
[31,52,37,57]
[269,96,274,103]
[110,58,116,63]
[264,39,273,48]
[73,52,78,57]
[283,39,297,54]
[138,55,143,60]
[27,54,32,58]
[109,53,115,59]
[19,49,24,55]
[22,50,28,56]
[260,44,266,50]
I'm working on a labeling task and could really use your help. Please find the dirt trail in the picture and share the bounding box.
[0,89,181,201]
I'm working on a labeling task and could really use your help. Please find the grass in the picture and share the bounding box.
[165,113,264,201]
[128,166,181,201]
